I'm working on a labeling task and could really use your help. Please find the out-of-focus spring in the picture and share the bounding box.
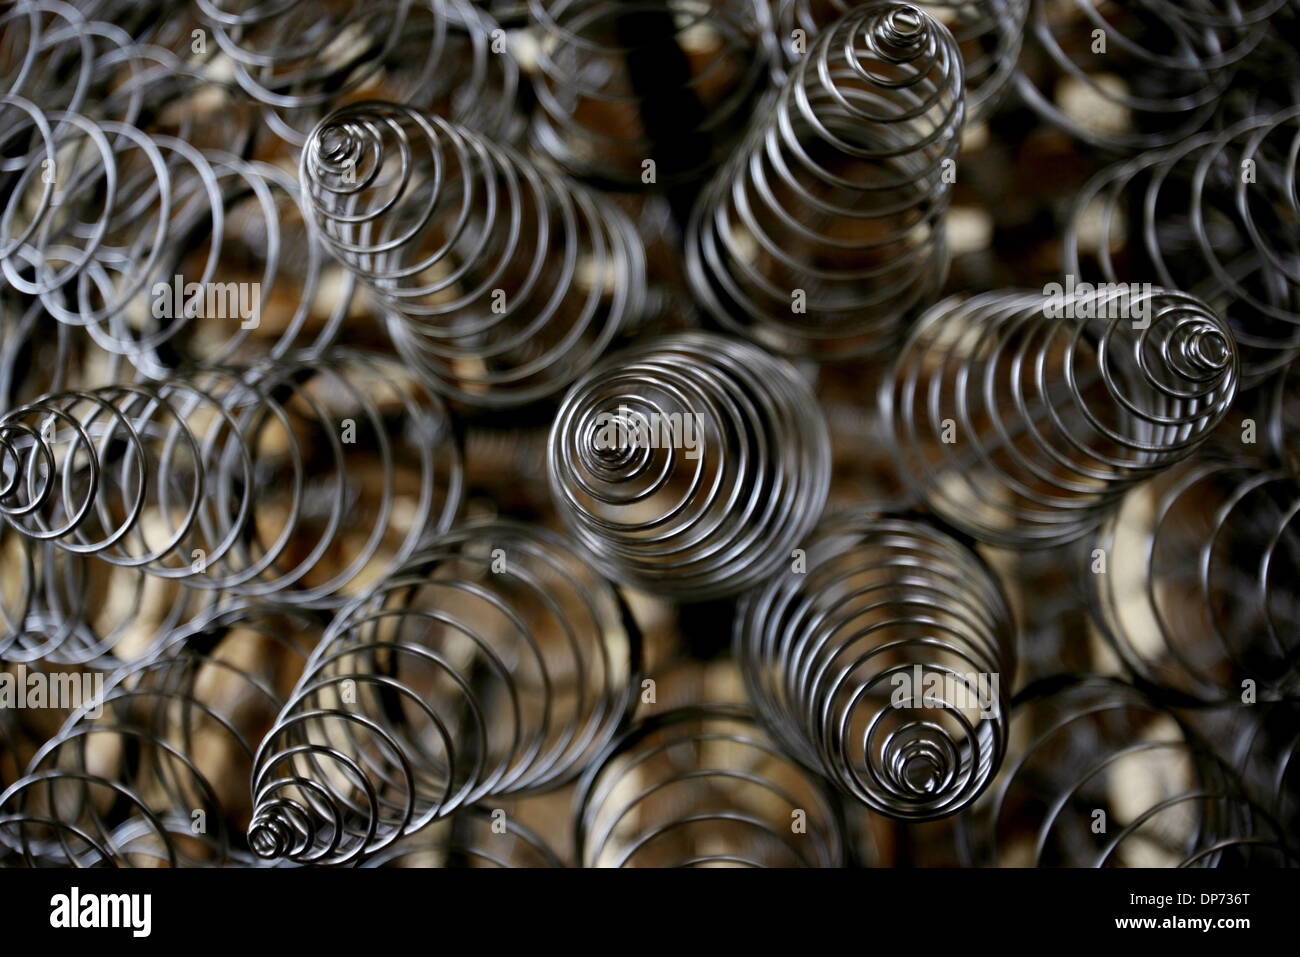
[196,0,522,146]
[0,349,464,605]
[881,286,1239,547]
[361,806,564,866]
[1089,458,1300,703]
[736,509,1017,820]
[1064,107,1300,385]
[773,0,1025,122]
[962,676,1294,866]
[527,0,777,186]
[0,97,349,378]
[573,705,847,866]
[302,101,647,407]
[547,332,831,600]
[247,520,639,866]
[685,1,964,361]
[0,605,323,867]
[1013,0,1280,153]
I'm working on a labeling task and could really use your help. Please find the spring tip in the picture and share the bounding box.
[875,4,928,52]
[248,817,290,860]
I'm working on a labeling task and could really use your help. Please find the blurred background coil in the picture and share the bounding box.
[1064,106,1300,385]
[360,805,564,866]
[527,0,777,187]
[685,1,964,360]
[962,676,1294,866]
[1089,457,1300,703]
[0,349,463,605]
[247,520,640,866]
[302,101,647,407]
[0,604,322,867]
[547,332,831,600]
[882,286,1239,547]
[573,705,847,866]
[772,0,1025,122]
[736,509,1017,820]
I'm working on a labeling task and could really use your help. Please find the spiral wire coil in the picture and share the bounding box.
[573,705,847,866]
[361,806,565,866]
[548,332,831,600]
[247,520,640,865]
[882,286,1239,547]
[302,101,648,406]
[737,509,1017,820]
[685,1,965,360]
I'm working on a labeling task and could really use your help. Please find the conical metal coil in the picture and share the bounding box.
[573,705,847,866]
[1089,457,1300,703]
[881,286,1239,547]
[547,332,831,600]
[301,101,648,407]
[0,349,464,605]
[1064,106,1300,385]
[773,0,1025,122]
[247,520,640,866]
[736,509,1017,820]
[962,676,1294,866]
[685,1,965,361]
[0,604,323,867]
[527,0,777,186]
[195,0,522,147]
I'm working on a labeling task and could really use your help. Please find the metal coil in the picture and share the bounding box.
[0,604,323,867]
[1199,701,1300,842]
[0,349,464,605]
[736,509,1017,820]
[573,705,847,866]
[301,101,647,407]
[685,1,964,361]
[196,0,522,147]
[527,0,777,186]
[773,0,1025,122]
[1064,106,1300,385]
[361,805,565,866]
[1089,458,1300,703]
[247,520,640,866]
[963,676,1294,866]
[881,286,1239,547]
[1013,0,1280,153]
[547,332,831,600]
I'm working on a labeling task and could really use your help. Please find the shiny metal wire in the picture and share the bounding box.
[0,349,464,605]
[685,1,965,360]
[361,805,565,866]
[963,676,1294,866]
[1064,106,1300,386]
[773,0,1025,122]
[528,0,777,186]
[547,332,831,600]
[301,101,647,407]
[573,705,847,866]
[736,509,1017,820]
[1089,457,1300,703]
[247,520,640,866]
[882,286,1239,547]
[0,604,323,867]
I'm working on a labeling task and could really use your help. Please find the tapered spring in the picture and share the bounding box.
[1064,107,1300,385]
[773,0,1025,122]
[527,0,777,186]
[0,349,464,605]
[573,705,847,866]
[736,510,1017,820]
[881,286,1239,547]
[0,605,322,867]
[963,677,1294,866]
[0,97,348,379]
[247,520,640,866]
[195,0,521,146]
[301,101,647,407]
[1089,458,1300,703]
[1013,0,1280,153]
[361,806,564,866]
[547,332,831,600]
[685,2,964,360]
